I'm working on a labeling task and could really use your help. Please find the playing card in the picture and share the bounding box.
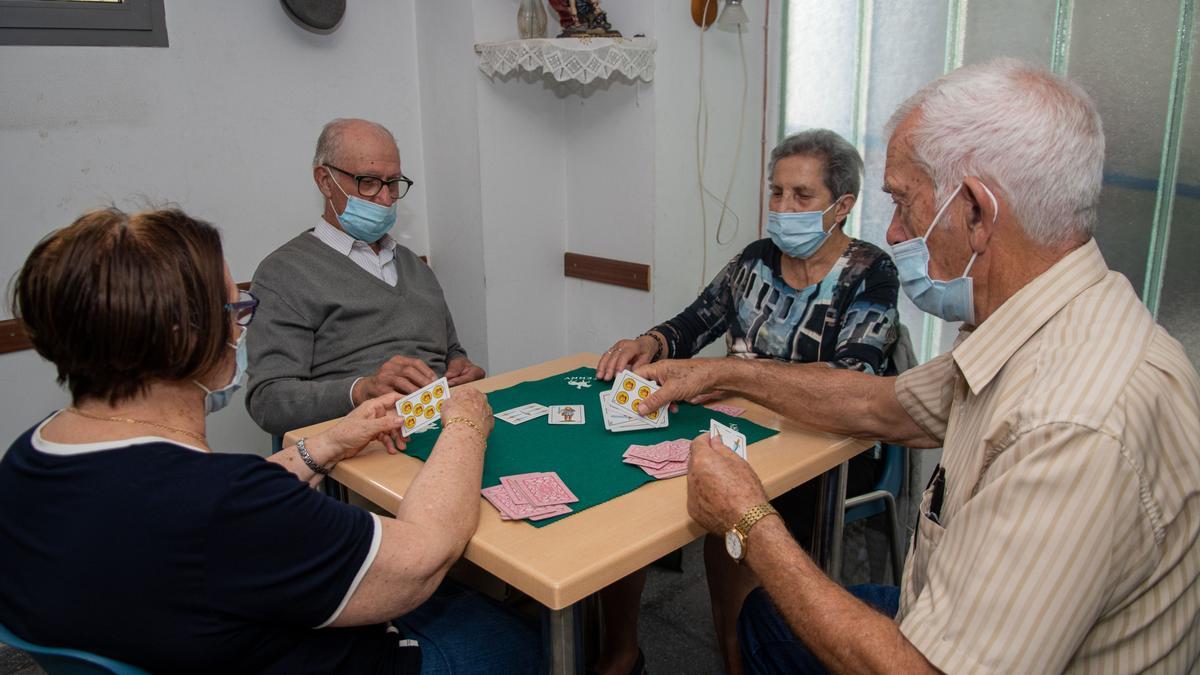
[705,403,747,417]
[647,464,689,480]
[600,391,657,432]
[499,472,546,505]
[526,504,573,521]
[481,485,571,521]
[495,403,550,425]
[624,440,690,464]
[548,405,585,425]
[511,471,579,507]
[396,377,450,437]
[709,419,748,459]
[606,370,669,427]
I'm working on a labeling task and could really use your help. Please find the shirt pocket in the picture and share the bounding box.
[906,483,947,601]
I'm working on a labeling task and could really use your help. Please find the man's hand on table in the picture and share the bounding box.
[636,359,727,414]
[687,432,770,535]
[353,355,438,405]
[445,356,486,387]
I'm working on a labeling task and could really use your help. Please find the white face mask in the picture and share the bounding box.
[194,329,247,415]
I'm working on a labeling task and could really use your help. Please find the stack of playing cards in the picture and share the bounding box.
[396,377,450,437]
[601,369,669,432]
[705,403,747,417]
[710,419,748,459]
[481,471,577,521]
[494,403,550,425]
[623,439,691,479]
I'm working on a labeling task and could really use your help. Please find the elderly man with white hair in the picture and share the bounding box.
[634,59,1200,673]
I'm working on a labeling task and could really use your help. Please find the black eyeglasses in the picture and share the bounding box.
[324,164,414,200]
[224,290,259,327]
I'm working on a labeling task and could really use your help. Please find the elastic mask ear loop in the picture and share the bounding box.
[821,197,842,234]
[923,184,963,242]
[961,181,999,276]
[326,166,351,214]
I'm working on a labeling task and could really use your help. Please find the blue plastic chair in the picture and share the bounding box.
[0,622,148,675]
[840,443,907,585]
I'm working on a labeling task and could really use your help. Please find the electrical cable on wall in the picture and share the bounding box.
[695,0,751,292]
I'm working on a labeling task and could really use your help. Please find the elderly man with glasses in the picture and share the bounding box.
[245,118,485,437]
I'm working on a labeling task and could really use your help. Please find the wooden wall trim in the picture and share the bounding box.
[563,252,651,292]
[0,318,32,355]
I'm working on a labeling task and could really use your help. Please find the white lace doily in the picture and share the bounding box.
[475,37,656,85]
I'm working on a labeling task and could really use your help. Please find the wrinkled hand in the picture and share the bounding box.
[445,356,486,387]
[635,358,725,414]
[354,355,438,405]
[440,387,494,440]
[687,433,769,535]
[596,334,660,381]
[313,392,407,462]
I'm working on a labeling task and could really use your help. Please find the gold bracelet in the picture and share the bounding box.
[443,416,487,444]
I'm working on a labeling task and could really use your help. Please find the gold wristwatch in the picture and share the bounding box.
[725,503,778,563]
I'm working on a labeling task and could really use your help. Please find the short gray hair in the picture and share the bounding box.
[885,58,1105,248]
[312,118,398,167]
[768,129,864,201]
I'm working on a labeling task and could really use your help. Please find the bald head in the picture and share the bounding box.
[313,118,399,168]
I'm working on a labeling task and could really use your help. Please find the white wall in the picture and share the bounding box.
[0,0,772,456]
[651,0,768,346]
[0,0,430,455]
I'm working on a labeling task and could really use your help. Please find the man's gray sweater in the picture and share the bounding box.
[245,232,467,435]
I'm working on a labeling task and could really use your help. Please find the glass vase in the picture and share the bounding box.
[517,0,547,39]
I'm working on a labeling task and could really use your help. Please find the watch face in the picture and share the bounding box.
[725,530,744,560]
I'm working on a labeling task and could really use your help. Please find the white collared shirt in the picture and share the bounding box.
[311,219,398,287]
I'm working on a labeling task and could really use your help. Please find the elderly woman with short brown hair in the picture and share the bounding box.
[0,208,540,673]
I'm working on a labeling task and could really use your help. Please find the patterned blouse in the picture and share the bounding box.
[653,238,900,374]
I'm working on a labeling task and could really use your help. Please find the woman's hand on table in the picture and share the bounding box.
[597,334,660,381]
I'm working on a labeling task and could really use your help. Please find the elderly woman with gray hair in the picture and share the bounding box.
[593,129,900,675]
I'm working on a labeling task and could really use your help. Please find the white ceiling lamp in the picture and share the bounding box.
[717,0,748,28]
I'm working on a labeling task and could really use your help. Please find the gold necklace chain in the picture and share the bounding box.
[67,407,207,443]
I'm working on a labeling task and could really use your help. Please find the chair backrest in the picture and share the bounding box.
[0,622,149,675]
[876,443,906,497]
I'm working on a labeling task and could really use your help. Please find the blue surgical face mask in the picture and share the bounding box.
[326,167,397,244]
[766,200,839,259]
[195,329,247,415]
[890,182,998,325]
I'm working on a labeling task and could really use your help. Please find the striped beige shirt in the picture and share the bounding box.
[893,239,1200,673]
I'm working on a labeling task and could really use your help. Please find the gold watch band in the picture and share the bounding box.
[734,503,778,540]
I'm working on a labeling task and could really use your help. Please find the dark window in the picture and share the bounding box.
[0,0,167,47]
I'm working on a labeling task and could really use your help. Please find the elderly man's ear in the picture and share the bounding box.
[962,175,999,251]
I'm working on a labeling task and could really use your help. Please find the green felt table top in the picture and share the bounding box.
[400,366,778,526]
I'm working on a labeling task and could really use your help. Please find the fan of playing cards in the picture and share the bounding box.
[481,472,578,521]
[601,369,669,432]
[396,377,450,437]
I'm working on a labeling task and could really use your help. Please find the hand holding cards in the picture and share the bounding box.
[601,369,669,432]
[396,377,450,437]
[710,419,748,459]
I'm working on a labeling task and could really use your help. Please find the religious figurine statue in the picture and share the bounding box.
[547,0,622,37]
